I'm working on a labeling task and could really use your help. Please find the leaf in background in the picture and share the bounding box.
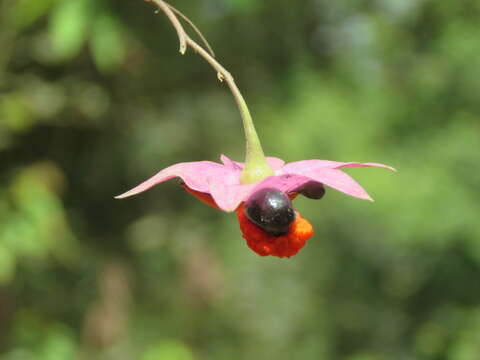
[12,0,58,30]
[48,0,91,61]
[142,340,194,360]
[225,0,261,13]
[1,162,78,263]
[0,94,34,133]
[0,243,15,284]
[90,13,126,74]
[40,325,77,360]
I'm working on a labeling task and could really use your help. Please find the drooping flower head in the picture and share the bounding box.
[116,1,396,258]
[117,155,395,257]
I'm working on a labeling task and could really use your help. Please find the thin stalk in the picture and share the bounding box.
[166,2,215,57]
[146,0,274,184]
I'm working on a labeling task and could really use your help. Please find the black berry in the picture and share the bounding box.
[296,181,325,200]
[244,188,295,236]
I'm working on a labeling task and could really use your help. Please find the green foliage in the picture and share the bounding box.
[90,13,126,73]
[0,163,77,284]
[225,0,261,13]
[0,94,34,133]
[11,0,58,30]
[48,0,126,71]
[49,0,92,61]
[0,243,16,284]
[142,340,194,360]
[39,325,76,360]
[1,0,479,359]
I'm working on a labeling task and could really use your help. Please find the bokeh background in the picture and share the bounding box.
[1,0,480,359]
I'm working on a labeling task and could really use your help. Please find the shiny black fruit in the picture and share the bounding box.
[296,181,325,200]
[244,188,295,236]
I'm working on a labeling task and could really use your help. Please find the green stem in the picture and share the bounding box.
[149,0,274,184]
[187,41,273,184]
[229,83,275,184]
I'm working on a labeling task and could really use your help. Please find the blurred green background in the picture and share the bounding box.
[1,0,479,359]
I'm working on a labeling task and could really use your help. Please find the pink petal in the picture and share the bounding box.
[247,171,371,201]
[252,174,313,195]
[305,168,373,201]
[220,154,242,171]
[208,177,255,212]
[298,168,374,201]
[208,173,312,212]
[115,161,233,199]
[283,159,395,200]
[284,160,396,173]
[335,162,396,171]
[266,157,286,171]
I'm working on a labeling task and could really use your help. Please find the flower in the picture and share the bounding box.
[116,155,395,258]
[115,2,396,258]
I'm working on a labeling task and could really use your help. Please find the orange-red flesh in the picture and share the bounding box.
[236,204,314,258]
[183,185,313,257]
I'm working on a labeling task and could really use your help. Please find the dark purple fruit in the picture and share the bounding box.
[244,188,295,236]
[296,181,325,200]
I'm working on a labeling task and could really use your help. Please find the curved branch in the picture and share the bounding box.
[148,0,187,54]
[165,2,215,57]
[145,0,273,183]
